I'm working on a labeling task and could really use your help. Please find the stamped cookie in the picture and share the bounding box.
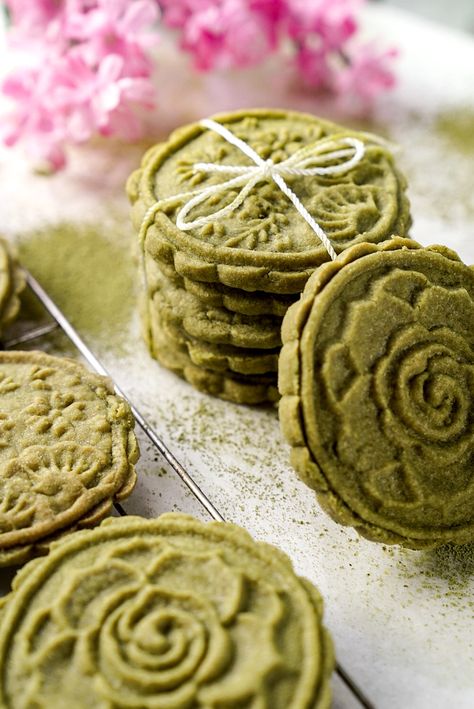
[0,513,334,709]
[147,255,293,316]
[149,308,278,404]
[158,315,279,375]
[0,238,25,335]
[279,237,474,548]
[149,265,282,349]
[0,351,138,565]
[128,108,411,294]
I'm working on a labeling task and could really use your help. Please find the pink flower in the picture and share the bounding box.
[53,53,156,141]
[1,61,68,169]
[1,0,159,169]
[5,0,63,33]
[335,44,398,100]
[161,0,284,71]
[286,0,362,48]
[65,0,160,76]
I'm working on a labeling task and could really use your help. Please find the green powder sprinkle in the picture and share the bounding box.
[436,108,474,155]
[17,221,136,351]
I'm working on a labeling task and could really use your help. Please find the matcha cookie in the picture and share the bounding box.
[0,513,333,709]
[0,238,25,335]
[158,315,280,375]
[129,108,411,294]
[149,255,293,317]
[149,266,282,349]
[279,238,474,548]
[0,351,138,565]
[149,308,278,405]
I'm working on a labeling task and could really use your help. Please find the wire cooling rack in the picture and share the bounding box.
[2,269,375,709]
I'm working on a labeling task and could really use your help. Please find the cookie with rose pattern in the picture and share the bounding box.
[279,237,474,548]
[0,513,334,709]
[0,351,138,566]
[128,108,411,294]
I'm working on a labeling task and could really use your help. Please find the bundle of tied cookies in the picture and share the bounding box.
[127,109,411,405]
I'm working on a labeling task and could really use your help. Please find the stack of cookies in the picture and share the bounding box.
[128,109,411,404]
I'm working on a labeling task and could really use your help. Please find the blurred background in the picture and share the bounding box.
[380,0,474,32]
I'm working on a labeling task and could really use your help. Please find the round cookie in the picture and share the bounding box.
[149,265,282,350]
[0,513,334,709]
[0,351,138,566]
[149,307,279,405]
[279,237,474,548]
[128,108,411,294]
[158,315,280,375]
[150,256,294,317]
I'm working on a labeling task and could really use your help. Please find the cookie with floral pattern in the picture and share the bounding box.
[0,351,138,565]
[0,513,333,709]
[279,237,474,548]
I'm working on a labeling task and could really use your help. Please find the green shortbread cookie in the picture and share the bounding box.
[149,307,278,405]
[0,513,334,709]
[158,314,280,375]
[279,237,474,549]
[151,257,293,316]
[128,108,411,295]
[0,238,25,335]
[0,351,138,566]
[149,264,282,350]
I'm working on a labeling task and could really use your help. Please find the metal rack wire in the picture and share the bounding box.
[3,269,376,709]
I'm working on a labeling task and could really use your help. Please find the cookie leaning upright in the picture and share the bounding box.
[127,108,411,403]
[0,238,25,335]
[0,351,138,566]
[0,513,333,709]
[279,237,474,549]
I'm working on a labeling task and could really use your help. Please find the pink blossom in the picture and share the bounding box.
[1,61,68,169]
[65,0,160,76]
[1,0,159,169]
[5,0,63,33]
[161,0,284,71]
[286,0,362,48]
[335,44,398,100]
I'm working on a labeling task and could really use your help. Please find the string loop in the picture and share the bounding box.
[141,117,369,261]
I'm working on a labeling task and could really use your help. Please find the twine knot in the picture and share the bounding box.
[141,117,380,261]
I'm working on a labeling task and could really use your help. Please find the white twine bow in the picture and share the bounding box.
[141,117,368,261]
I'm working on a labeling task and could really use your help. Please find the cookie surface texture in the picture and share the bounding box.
[279,238,474,548]
[129,108,411,293]
[0,513,334,709]
[0,351,138,565]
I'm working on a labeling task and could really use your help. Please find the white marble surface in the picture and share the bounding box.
[0,5,473,709]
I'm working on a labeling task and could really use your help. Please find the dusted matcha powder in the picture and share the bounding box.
[17,221,136,349]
